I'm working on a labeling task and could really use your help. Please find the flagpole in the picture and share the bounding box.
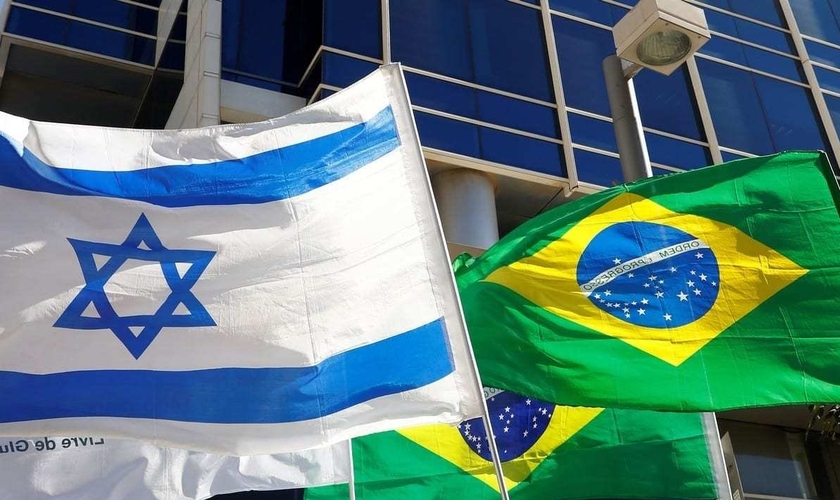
[480,398,511,500]
[390,63,510,500]
[347,439,356,500]
[605,59,733,500]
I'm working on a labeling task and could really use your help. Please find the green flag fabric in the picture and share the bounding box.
[306,400,717,500]
[456,151,840,411]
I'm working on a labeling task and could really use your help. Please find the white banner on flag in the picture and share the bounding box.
[0,64,484,455]
[0,436,349,500]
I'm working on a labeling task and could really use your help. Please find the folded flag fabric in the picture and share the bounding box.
[0,64,483,455]
[305,389,719,500]
[456,151,840,411]
[0,436,349,500]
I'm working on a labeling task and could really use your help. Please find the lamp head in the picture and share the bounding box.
[613,0,710,76]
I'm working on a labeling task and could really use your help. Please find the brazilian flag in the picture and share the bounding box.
[306,389,718,500]
[457,151,840,411]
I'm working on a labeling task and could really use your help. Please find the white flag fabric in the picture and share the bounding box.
[0,64,484,455]
[0,436,349,499]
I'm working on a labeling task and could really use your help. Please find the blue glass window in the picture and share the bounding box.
[705,10,794,53]
[158,41,185,71]
[644,133,712,170]
[479,128,564,176]
[553,17,614,116]
[414,112,566,177]
[790,0,840,45]
[405,72,559,138]
[222,0,322,89]
[324,0,381,58]
[721,151,751,162]
[805,40,840,68]
[16,0,159,35]
[6,7,155,65]
[822,94,840,173]
[170,13,187,41]
[547,0,629,26]
[322,53,379,89]
[699,59,831,156]
[652,167,677,177]
[574,149,623,187]
[635,66,705,140]
[391,0,553,101]
[816,66,840,92]
[702,0,786,27]
[699,38,804,81]
[568,113,617,152]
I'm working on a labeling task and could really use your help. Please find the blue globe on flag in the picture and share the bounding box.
[457,391,556,462]
[576,222,720,329]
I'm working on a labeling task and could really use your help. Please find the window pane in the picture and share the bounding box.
[475,92,559,138]
[322,53,379,89]
[719,420,818,499]
[324,0,381,58]
[790,0,840,45]
[815,66,840,92]
[554,17,614,116]
[820,94,840,174]
[221,0,322,87]
[479,128,565,176]
[391,0,553,101]
[644,133,711,170]
[414,112,565,177]
[635,66,705,140]
[721,151,750,162]
[699,59,829,156]
[569,113,617,152]
[547,0,628,26]
[405,72,559,138]
[415,111,481,158]
[699,38,803,81]
[574,149,623,187]
[17,0,159,35]
[703,0,786,27]
[805,39,840,68]
[6,7,155,65]
[754,74,831,152]
[705,10,794,53]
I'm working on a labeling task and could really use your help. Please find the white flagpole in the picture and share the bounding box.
[390,63,510,500]
[479,395,511,500]
[347,439,356,500]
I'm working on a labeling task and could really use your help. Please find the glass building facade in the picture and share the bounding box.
[2,0,840,498]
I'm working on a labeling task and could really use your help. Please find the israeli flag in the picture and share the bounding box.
[0,436,349,500]
[0,65,484,455]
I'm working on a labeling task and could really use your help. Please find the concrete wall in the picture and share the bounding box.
[166,0,221,129]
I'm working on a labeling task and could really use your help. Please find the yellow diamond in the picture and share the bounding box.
[485,193,807,366]
[399,405,603,492]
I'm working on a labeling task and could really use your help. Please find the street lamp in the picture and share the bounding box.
[603,0,710,182]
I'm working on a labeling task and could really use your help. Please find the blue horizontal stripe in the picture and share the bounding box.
[0,106,399,207]
[0,318,453,424]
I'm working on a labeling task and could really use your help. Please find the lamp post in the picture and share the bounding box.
[604,0,710,182]
[602,3,733,500]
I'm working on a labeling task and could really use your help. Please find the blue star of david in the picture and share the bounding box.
[54,214,216,359]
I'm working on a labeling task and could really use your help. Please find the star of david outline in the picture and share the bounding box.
[54,214,216,359]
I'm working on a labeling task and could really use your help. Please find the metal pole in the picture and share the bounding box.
[602,54,653,182]
[347,439,357,500]
[603,54,732,500]
[702,413,734,500]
